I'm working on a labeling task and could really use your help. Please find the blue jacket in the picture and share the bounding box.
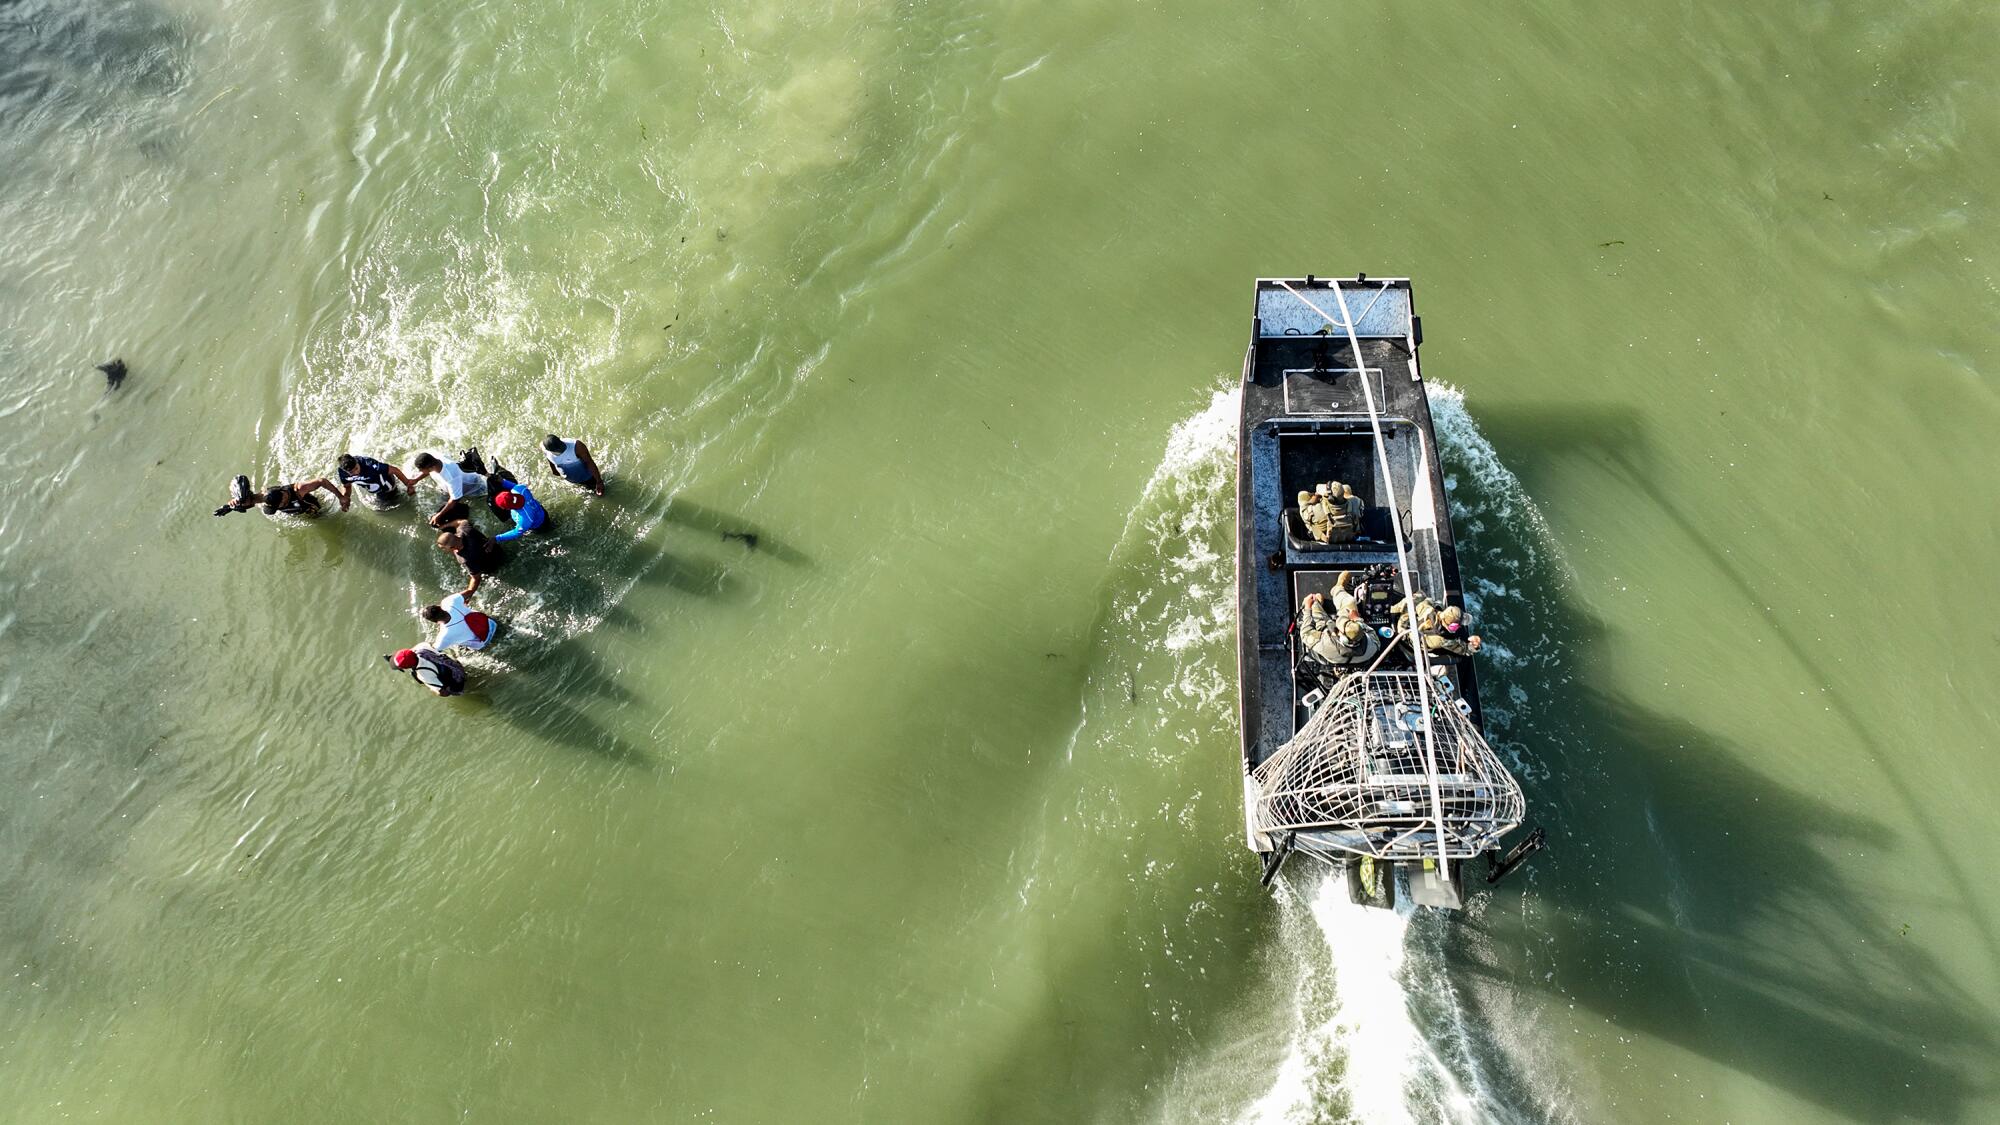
[493,485,548,542]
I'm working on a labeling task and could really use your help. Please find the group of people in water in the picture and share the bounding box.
[217,434,607,698]
[1291,477,1484,670]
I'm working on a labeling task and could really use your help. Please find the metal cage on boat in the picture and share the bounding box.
[1250,671,1524,861]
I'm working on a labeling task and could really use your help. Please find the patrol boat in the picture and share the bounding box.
[1233,276,1540,910]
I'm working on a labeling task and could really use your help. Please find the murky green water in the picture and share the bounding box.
[3,0,1997,1120]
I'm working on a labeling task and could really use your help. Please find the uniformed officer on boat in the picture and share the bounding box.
[1297,481,1363,544]
[1299,571,1380,665]
[1391,594,1483,657]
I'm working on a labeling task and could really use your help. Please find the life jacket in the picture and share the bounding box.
[1299,598,1341,663]
[1300,483,1359,544]
[410,648,467,696]
[1300,596,1376,665]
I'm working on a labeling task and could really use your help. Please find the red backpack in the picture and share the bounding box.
[465,610,493,641]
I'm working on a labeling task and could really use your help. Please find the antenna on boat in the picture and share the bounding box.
[1273,277,1452,875]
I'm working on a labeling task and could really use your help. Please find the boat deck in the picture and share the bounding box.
[1235,279,1479,788]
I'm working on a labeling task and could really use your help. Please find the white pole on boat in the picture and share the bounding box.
[1276,279,1452,875]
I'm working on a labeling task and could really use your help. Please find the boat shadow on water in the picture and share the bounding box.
[1441,402,1998,1122]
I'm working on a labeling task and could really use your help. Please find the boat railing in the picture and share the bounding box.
[1250,670,1524,861]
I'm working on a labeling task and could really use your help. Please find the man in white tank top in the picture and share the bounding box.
[541,434,604,496]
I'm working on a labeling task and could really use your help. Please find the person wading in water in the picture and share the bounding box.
[421,586,499,652]
[541,434,604,496]
[436,519,503,593]
[335,453,417,509]
[385,646,467,697]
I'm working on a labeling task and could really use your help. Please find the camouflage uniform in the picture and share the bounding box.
[1299,591,1378,665]
[1392,597,1480,658]
[1297,482,1361,544]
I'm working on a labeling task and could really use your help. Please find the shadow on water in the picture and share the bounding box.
[1456,685,1995,1122]
[311,492,793,609]
[287,511,430,586]
[659,496,811,567]
[1479,399,2000,965]
[459,632,650,768]
[462,690,650,768]
[1444,403,2000,1121]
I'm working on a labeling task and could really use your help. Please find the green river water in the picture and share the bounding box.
[3,0,1998,1121]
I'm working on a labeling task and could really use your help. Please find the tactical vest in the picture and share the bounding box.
[1301,484,1358,544]
[1393,596,1439,634]
[1300,495,1335,542]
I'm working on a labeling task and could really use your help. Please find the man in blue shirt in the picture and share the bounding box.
[492,485,551,542]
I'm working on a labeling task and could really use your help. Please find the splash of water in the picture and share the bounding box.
[1238,872,1486,1125]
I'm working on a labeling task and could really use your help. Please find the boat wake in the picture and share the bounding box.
[1240,874,1491,1125]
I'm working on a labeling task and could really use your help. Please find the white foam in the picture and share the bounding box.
[1236,874,1436,1125]
[1427,383,1571,589]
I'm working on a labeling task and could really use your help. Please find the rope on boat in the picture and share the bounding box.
[1275,279,1451,873]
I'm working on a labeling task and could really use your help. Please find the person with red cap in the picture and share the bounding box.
[385,646,467,697]
[492,484,550,543]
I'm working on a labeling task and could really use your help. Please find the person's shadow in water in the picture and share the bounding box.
[658,496,811,567]
[301,489,819,766]
[459,632,651,767]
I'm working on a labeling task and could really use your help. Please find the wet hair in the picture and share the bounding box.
[337,453,359,473]
[421,605,450,623]
[413,452,442,471]
[543,434,565,453]
[435,532,459,550]
[260,487,287,514]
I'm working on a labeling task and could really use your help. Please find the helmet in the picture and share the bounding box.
[392,649,419,670]
[495,490,525,510]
